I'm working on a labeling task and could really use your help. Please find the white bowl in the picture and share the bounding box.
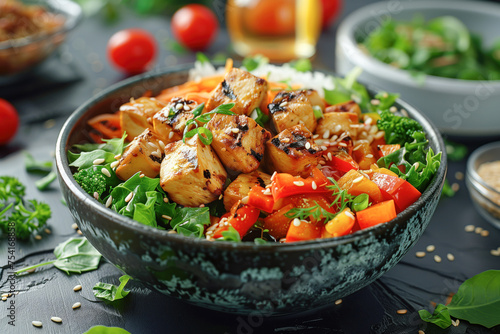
[335,0,500,137]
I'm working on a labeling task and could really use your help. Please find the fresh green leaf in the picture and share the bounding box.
[351,193,370,212]
[445,139,468,162]
[35,171,57,191]
[72,133,127,156]
[290,58,312,72]
[24,152,53,175]
[418,303,452,329]
[93,275,132,302]
[83,325,131,334]
[252,107,270,127]
[170,207,211,238]
[1,200,51,240]
[69,150,117,171]
[0,176,25,205]
[242,54,269,71]
[254,238,267,245]
[196,52,210,64]
[16,237,102,275]
[216,226,241,242]
[313,105,323,119]
[441,179,455,198]
[324,67,372,112]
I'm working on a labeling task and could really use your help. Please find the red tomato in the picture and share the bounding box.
[107,29,156,74]
[171,4,219,51]
[320,0,342,29]
[0,98,19,145]
[244,0,295,36]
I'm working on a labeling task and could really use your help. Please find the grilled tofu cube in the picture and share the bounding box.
[115,128,164,181]
[160,136,227,207]
[120,97,166,140]
[268,90,317,133]
[325,100,362,119]
[304,89,325,111]
[207,114,271,173]
[206,68,268,116]
[223,171,272,211]
[315,111,359,140]
[265,124,321,177]
[152,97,197,143]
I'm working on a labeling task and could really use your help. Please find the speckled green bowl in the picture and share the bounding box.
[55,66,447,316]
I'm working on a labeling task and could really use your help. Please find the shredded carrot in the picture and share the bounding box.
[225,58,233,74]
[88,113,122,139]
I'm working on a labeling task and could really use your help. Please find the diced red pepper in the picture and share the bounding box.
[326,150,359,174]
[271,167,331,202]
[247,185,274,213]
[376,144,401,159]
[212,202,260,239]
[285,219,323,243]
[371,173,421,212]
[263,203,294,239]
[356,200,397,230]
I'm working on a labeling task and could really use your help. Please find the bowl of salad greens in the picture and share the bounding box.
[55,60,446,315]
[336,0,500,137]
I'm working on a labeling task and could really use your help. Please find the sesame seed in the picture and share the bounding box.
[366,154,374,159]
[401,109,409,117]
[334,299,342,305]
[365,117,373,125]
[374,131,385,139]
[93,158,105,165]
[27,268,36,273]
[416,251,426,258]
[475,227,483,234]
[72,302,81,309]
[455,171,464,180]
[481,230,489,237]
[390,106,397,113]
[73,284,83,292]
[490,249,500,256]
[168,131,174,139]
[2,296,6,301]
[221,147,226,152]
[125,192,134,203]
[331,135,339,141]
[175,103,183,110]
[321,145,328,151]
[352,176,364,184]
[44,228,51,234]
[183,104,191,111]
[334,124,342,133]
[34,235,42,240]
[167,230,177,234]
[319,160,326,165]
[464,224,475,232]
[293,181,304,186]
[271,171,277,180]
[147,142,157,149]
[231,128,240,134]
[162,215,172,220]
[263,188,272,195]
[114,154,121,160]
[241,196,249,204]
[413,162,420,170]
[51,316,62,323]
[338,142,347,147]
[452,319,460,327]
[293,218,301,227]
[151,150,161,158]
[396,309,407,315]
[344,210,355,220]
[101,168,111,178]
[327,152,333,161]
[311,181,317,190]
[158,140,165,151]
[305,142,311,150]
[447,253,455,261]
[219,194,223,200]
[93,192,99,200]
[1,293,8,298]
[353,144,362,151]
[434,255,442,263]
[279,238,287,243]
[163,197,169,203]
[279,101,288,107]
[322,130,330,139]
[451,183,459,192]
[371,99,380,106]
[313,134,320,139]
[72,223,78,230]
[110,161,119,169]
[77,230,83,235]
[418,331,425,334]
[32,321,43,327]
[105,196,113,208]
[426,245,435,252]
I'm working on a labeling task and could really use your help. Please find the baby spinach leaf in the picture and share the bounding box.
[242,54,269,71]
[16,237,102,275]
[69,150,117,171]
[83,326,131,334]
[93,275,132,302]
[170,207,211,238]
[418,303,451,329]
[216,226,241,242]
[24,152,53,175]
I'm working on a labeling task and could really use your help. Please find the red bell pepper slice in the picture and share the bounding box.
[371,173,421,212]
[326,150,359,174]
[212,202,260,239]
[285,219,323,243]
[247,185,274,213]
[263,203,294,240]
[271,167,331,202]
[356,200,397,230]
[376,144,401,159]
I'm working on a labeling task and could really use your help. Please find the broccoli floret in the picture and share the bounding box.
[74,168,107,198]
[377,110,424,145]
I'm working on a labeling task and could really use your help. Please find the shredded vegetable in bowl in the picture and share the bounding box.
[67,59,442,244]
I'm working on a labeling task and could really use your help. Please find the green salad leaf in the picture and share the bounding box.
[216,226,241,242]
[93,275,132,302]
[418,303,452,329]
[242,54,269,71]
[69,133,127,170]
[24,152,53,175]
[83,325,131,334]
[170,207,211,238]
[324,67,372,111]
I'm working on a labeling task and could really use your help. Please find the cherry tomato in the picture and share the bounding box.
[321,0,342,29]
[0,98,19,145]
[244,0,295,36]
[107,29,156,74]
[171,4,219,51]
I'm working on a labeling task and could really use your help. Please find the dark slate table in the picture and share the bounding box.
[1,1,499,333]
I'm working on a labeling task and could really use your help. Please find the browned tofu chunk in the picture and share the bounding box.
[265,124,321,177]
[315,111,359,139]
[268,90,317,133]
[304,89,325,111]
[152,97,197,143]
[160,136,227,207]
[206,68,268,116]
[207,114,271,173]
[223,171,272,211]
[115,128,164,181]
[120,97,166,140]
[325,100,362,118]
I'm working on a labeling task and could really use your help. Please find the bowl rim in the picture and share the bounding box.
[467,141,500,197]
[55,65,447,253]
[0,0,83,51]
[336,0,500,93]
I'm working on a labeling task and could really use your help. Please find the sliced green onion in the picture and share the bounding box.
[351,193,370,212]
[313,105,323,119]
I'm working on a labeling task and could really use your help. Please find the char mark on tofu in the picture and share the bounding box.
[204,169,211,179]
[222,80,237,100]
[119,97,166,140]
[152,97,197,143]
[270,133,317,155]
[223,171,272,211]
[268,90,317,133]
[249,149,263,162]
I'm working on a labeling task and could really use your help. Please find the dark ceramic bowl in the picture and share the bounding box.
[55,66,447,316]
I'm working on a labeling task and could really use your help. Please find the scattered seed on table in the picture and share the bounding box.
[464,224,475,232]
[451,183,460,192]
[44,228,51,234]
[32,321,42,328]
[447,253,455,261]
[72,223,78,230]
[51,316,62,323]
[34,235,42,240]
[418,330,425,334]
[455,171,464,180]
[73,285,82,292]
[2,296,6,301]
[72,302,81,310]
[1,293,8,298]
[334,299,342,305]
[77,230,83,236]
[475,227,483,234]
[481,230,489,237]
[452,319,460,327]
[426,245,435,252]
[396,309,408,315]
[491,249,500,256]
[434,255,442,263]
[416,251,426,258]
[27,268,36,273]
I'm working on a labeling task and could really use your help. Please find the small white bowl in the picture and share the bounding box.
[466,142,500,230]
[335,0,500,137]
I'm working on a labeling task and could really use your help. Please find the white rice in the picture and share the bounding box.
[188,62,336,98]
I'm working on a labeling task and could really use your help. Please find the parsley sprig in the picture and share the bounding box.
[183,102,236,145]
